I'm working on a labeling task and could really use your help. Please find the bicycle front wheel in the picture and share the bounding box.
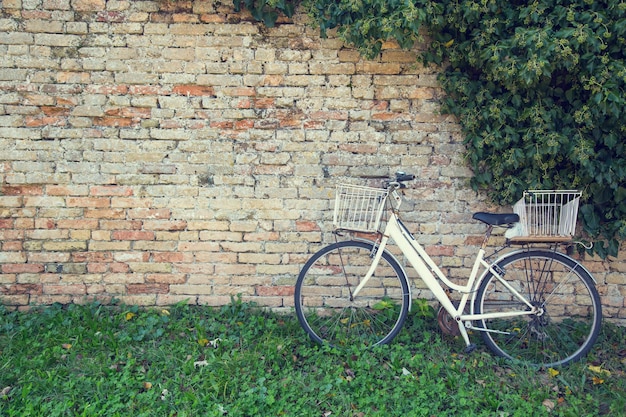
[474,249,602,367]
[294,240,410,348]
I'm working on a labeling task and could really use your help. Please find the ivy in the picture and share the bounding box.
[235,0,626,258]
[233,0,296,27]
[424,0,626,257]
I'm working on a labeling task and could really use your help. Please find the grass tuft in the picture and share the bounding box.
[0,300,624,416]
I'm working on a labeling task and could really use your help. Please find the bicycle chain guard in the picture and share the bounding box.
[437,302,461,336]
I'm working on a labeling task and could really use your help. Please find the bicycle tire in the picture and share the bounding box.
[474,249,602,367]
[294,240,410,348]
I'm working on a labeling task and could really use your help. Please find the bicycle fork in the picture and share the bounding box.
[350,234,391,300]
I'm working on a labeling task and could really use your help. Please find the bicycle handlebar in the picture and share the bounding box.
[385,171,415,189]
[395,172,415,183]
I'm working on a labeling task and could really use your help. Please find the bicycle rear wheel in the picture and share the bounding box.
[294,240,410,348]
[474,249,602,367]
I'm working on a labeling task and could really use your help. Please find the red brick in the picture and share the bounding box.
[127,283,169,294]
[210,121,233,129]
[93,117,133,127]
[279,118,301,128]
[97,11,125,23]
[425,245,454,257]
[237,99,252,109]
[41,106,70,116]
[110,263,130,273]
[235,120,254,130]
[296,221,320,232]
[0,284,43,295]
[71,252,113,262]
[0,219,14,229]
[173,85,215,96]
[254,98,275,108]
[303,120,325,129]
[87,263,108,273]
[2,241,23,251]
[106,107,151,119]
[57,72,90,84]
[464,236,483,246]
[256,286,294,296]
[2,264,44,273]
[146,273,186,284]
[372,112,401,121]
[56,97,79,106]
[66,197,110,208]
[2,185,43,195]
[0,230,23,240]
[172,13,200,23]
[21,10,52,19]
[159,120,183,129]
[200,14,226,23]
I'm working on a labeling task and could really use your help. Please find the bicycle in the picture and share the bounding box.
[294,172,602,367]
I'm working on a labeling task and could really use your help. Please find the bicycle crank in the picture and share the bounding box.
[437,304,461,336]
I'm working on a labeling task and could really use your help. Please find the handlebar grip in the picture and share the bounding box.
[396,172,415,182]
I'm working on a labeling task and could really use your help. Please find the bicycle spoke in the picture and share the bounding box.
[295,240,409,348]
[475,250,601,367]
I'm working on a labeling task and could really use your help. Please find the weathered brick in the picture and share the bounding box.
[127,283,169,294]
[71,0,106,12]
[0,295,30,305]
[170,284,213,295]
[111,230,154,241]
[256,286,294,297]
[44,284,86,295]
[0,1,623,321]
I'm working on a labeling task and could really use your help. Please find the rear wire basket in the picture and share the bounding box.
[511,190,582,242]
[333,184,388,233]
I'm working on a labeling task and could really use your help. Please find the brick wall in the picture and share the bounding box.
[0,0,624,322]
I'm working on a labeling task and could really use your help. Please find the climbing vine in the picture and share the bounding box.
[235,0,626,258]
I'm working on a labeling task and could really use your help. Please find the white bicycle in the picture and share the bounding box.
[294,172,602,367]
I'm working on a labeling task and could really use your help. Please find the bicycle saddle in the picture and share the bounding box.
[472,212,519,227]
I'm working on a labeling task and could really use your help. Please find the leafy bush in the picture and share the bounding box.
[235,0,625,257]
[424,0,626,258]
[233,0,296,26]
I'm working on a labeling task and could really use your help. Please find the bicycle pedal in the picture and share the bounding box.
[464,344,477,354]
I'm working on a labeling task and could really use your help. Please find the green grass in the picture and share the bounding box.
[1,298,624,417]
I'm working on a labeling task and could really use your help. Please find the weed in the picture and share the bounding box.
[0,301,624,416]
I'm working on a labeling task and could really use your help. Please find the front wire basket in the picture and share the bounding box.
[333,184,389,233]
[508,190,582,242]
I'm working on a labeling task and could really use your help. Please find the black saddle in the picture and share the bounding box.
[472,212,519,227]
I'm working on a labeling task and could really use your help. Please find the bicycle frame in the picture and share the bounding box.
[351,198,540,349]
